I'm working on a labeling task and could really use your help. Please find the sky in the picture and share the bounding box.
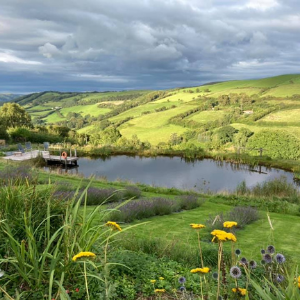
[0,0,300,93]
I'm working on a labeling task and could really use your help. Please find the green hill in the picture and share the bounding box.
[10,73,300,159]
[0,93,22,102]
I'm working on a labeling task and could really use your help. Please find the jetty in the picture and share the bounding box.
[3,150,79,167]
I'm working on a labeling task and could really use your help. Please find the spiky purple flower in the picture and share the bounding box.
[263,253,272,264]
[249,260,257,269]
[276,274,284,283]
[230,266,242,279]
[267,245,275,254]
[178,277,186,284]
[275,253,286,264]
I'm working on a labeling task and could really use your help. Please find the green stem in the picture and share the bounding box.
[84,261,90,300]
[197,231,204,268]
[217,241,223,300]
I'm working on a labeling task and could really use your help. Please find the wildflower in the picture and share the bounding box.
[154,289,166,293]
[150,280,156,284]
[230,266,242,279]
[211,230,237,242]
[159,277,164,280]
[263,253,272,264]
[276,274,285,283]
[178,277,186,284]
[105,221,122,231]
[212,272,218,280]
[235,249,241,256]
[190,223,205,229]
[223,221,237,228]
[232,288,247,296]
[190,267,210,274]
[179,286,185,292]
[0,269,4,277]
[240,257,248,265]
[249,260,257,269]
[66,290,70,294]
[275,253,286,264]
[267,245,275,254]
[261,249,266,254]
[72,251,96,262]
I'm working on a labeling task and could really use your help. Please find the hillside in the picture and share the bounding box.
[11,73,300,160]
[0,93,22,102]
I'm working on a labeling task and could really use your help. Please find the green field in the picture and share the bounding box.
[260,108,300,122]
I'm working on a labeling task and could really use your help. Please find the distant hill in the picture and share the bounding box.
[0,93,23,102]
[14,74,300,154]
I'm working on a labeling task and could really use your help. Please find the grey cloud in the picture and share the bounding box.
[0,0,299,92]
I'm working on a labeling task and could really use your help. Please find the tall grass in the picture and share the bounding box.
[0,180,127,299]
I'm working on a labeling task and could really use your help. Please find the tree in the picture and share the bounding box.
[0,103,32,128]
[234,128,253,148]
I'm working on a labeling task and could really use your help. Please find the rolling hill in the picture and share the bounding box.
[9,73,300,158]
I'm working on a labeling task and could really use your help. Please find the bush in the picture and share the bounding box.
[178,195,205,210]
[205,206,259,231]
[0,165,36,185]
[107,198,179,222]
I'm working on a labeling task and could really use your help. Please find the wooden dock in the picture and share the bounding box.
[3,150,79,167]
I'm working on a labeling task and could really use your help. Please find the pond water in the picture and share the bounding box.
[46,155,297,192]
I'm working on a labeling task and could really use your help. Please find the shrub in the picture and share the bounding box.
[205,206,259,231]
[178,195,205,210]
[0,165,36,185]
[226,206,259,228]
[108,198,179,222]
[123,185,141,199]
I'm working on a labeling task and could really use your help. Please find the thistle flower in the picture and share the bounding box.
[276,274,285,283]
[72,251,96,262]
[240,257,248,265]
[249,260,257,269]
[178,277,186,284]
[235,249,241,256]
[263,253,272,264]
[261,249,266,254]
[267,245,275,254]
[212,272,218,280]
[230,266,242,279]
[179,286,185,292]
[275,253,286,264]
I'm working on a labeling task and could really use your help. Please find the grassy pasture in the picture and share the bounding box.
[60,104,111,117]
[260,108,300,123]
[118,105,194,144]
[154,92,198,103]
[187,110,226,122]
[109,101,180,122]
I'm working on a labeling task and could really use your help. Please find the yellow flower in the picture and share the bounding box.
[232,287,247,296]
[223,221,238,228]
[211,229,236,242]
[105,221,122,231]
[190,267,210,274]
[155,289,166,293]
[150,280,156,284]
[190,223,206,229]
[298,276,300,283]
[72,251,96,262]
[159,277,164,280]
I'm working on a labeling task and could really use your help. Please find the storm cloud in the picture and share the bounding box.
[0,0,299,92]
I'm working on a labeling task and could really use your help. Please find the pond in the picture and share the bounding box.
[45,155,297,192]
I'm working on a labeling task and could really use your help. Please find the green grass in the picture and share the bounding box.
[126,201,300,262]
[60,104,111,117]
[118,105,194,144]
[260,108,300,123]
[187,110,226,122]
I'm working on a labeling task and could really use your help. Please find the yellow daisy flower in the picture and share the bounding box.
[105,221,122,231]
[72,251,96,262]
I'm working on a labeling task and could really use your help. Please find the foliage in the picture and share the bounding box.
[247,130,300,160]
[0,102,32,128]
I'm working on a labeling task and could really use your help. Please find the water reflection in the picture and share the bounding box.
[45,155,296,192]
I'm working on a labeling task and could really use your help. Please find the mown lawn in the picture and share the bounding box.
[124,201,300,263]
